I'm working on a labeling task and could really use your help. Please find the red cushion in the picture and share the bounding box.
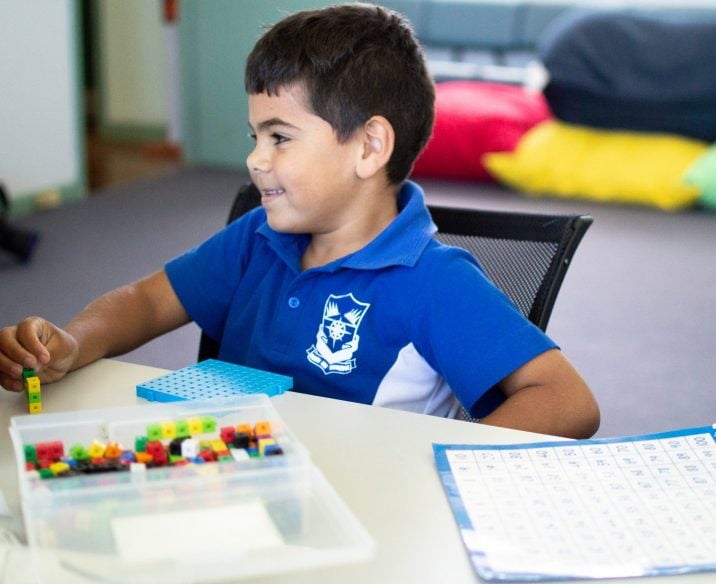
[412,81,551,182]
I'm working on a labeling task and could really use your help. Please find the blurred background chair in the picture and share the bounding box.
[197,182,261,362]
[0,184,40,264]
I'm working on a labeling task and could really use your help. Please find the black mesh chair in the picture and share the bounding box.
[430,204,592,421]
[428,205,592,331]
[197,183,261,362]
[0,184,40,264]
[198,184,593,410]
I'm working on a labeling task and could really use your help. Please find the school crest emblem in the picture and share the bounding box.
[307,293,370,375]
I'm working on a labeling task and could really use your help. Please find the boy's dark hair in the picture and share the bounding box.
[245,3,435,184]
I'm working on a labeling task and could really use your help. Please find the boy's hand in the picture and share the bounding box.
[0,317,78,392]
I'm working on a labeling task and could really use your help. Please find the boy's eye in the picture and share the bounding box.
[271,133,289,145]
[248,132,257,141]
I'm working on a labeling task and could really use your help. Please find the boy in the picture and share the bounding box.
[0,3,599,438]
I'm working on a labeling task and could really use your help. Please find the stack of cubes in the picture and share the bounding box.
[23,368,42,414]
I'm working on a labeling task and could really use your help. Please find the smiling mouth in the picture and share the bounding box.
[261,188,285,198]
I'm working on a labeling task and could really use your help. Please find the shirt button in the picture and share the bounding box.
[288,297,300,308]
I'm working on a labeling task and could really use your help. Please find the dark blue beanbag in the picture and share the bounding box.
[538,9,716,141]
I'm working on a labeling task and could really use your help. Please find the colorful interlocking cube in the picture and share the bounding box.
[22,368,42,414]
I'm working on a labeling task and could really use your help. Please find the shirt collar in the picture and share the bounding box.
[257,180,436,272]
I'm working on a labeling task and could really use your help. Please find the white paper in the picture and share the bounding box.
[111,500,284,563]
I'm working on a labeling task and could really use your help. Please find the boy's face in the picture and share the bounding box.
[247,84,367,236]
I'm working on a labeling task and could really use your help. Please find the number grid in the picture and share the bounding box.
[435,425,716,580]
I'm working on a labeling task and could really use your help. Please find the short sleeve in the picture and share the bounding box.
[413,246,557,418]
[165,210,263,341]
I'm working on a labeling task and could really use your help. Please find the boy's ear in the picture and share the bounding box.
[355,116,395,180]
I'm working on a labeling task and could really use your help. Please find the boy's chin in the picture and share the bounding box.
[265,214,305,234]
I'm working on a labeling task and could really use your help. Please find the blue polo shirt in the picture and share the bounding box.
[165,181,556,418]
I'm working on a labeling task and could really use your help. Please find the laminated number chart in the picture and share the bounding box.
[434,425,716,581]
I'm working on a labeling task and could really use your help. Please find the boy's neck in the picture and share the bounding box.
[301,188,399,271]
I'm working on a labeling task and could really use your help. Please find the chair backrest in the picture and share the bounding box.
[428,205,592,331]
[197,183,262,362]
[429,204,592,423]
[198,183,592,361]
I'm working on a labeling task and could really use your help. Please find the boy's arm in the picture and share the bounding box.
[0,270,190,391]
[479,349,600,439]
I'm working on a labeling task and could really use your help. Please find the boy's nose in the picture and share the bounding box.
[246,146,270,174]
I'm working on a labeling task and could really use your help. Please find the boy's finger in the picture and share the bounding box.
[0,372,24,392]
[0,327,28,375]
[15,318,52,368]
[0,350,24,380]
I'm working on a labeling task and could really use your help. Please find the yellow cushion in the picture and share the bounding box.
[483,120,707,210]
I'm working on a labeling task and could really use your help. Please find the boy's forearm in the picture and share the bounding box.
[65,287,151,370]
[479,383,600,439]
[479,349,600,439]
[65,271,189,371]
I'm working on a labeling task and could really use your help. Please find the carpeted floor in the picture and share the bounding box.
[2,167,715,438]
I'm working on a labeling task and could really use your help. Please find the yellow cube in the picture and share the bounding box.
[160,420,177,439]
[258,438,276,456]
[210,439,228,453]
[25,376,41,392]
[187,417,203,436]
[49,461,70,476]
[87,440,106,458]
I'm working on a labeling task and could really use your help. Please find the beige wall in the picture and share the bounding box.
[0,0,82,207]
[0,0,169,212]
[98,0,168,132]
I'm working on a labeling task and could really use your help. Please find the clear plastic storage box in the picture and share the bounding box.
[10,395,373,583]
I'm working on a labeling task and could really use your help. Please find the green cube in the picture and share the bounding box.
[134,436,148,453]
[201,416,216,434]
[27,391,42,404]
[175,419,190,438]
[146,423,162,441]
[38,468,54,480]
[69,443,89,460]
[24,444,38,464]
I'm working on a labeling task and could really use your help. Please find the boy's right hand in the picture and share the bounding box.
[0,317,78,392]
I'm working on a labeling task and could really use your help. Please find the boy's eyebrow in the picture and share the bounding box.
[249,117,299,132]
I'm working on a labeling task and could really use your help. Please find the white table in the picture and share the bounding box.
[0,359,712,583]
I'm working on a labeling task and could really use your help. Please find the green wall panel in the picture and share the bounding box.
[180,0,330,168]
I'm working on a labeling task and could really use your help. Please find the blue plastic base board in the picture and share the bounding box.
[136,359,293,402]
